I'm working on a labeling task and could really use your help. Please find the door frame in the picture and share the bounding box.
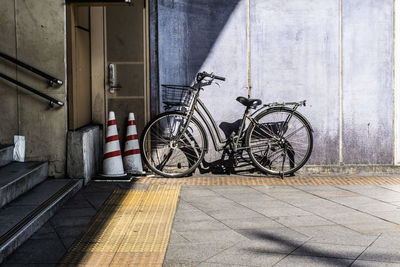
[66,1,151,131]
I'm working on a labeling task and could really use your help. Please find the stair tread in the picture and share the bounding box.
[0,162,45,188]
[0,146,13,168]
[0,179,79,238]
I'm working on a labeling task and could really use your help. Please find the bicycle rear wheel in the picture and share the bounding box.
[140,111,207,178]
[246,107,313,176]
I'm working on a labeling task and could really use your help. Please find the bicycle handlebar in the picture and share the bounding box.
[196,71,226,82]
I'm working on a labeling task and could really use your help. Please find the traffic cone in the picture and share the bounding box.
[100,111,126,177]
[123,112,144,174]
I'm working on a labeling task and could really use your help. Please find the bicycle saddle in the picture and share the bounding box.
[236,96,262,108]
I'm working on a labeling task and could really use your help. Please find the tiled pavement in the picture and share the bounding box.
[2,176,400,266]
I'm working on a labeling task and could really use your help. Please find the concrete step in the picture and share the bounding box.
[0,146,13,168]
[0,162,48,209]
[0,179,83,264]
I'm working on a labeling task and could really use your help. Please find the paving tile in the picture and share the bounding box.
[293,225,378,246]
[353,202,400,213]
[236,227,310,244]
[219,193,275,204]
[300,204,360,218]
[291,242,366,259]
[343,221,398,234]
[176,200,202,211]
[53,224,90,240]
[53,207,97,218]
[211,186,265,195]
[163,259,201,266]
[274,255,353,267]
[329,196,385,208]
[250,185,300,193]
[185,198,239,212]
[380,185,400,193]
[60,237,78,248]
[168,230,191,245]
[82,191,113,210]
[178,229,247,244]
[164,242,234,262]
[263,191,317,201]
[203,242,286,266]
[197,262,251,267]
[327,212,391,225]
[336,186,400,203]
[4,238,66,264]
[50,215,93,228]
[371,232,400,248]
[29,222,58,240]
[219,216,283,230]
[352,259,400,266]
[358,245,400,263]
[236,199,293,210]
[180,188,220,199]
[207,207,263,220]
[173,209,214,222]
[283,197,336,208]
[294,185,359,198]
[172,218,229,232]
[371,210,400,224]
[60,193,93,209]
[274,215,334,228]
[253,205,312,217]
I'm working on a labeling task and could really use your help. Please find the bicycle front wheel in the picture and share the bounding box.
[140,112,207,178]
[246,107,313,176]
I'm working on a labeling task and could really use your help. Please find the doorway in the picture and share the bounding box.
[105,2,150,142]
[67,2,150,144]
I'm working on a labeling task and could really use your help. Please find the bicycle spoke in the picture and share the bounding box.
[247,109,312,175]
[141,112,206,177]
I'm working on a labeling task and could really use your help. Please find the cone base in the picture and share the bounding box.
[126,170,146,175]
[99,172,128,177]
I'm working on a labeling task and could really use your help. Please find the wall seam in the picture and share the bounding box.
[14,0,20,135]
[339,0,343,165]
[247,0,251,98]
[394,0,399,165]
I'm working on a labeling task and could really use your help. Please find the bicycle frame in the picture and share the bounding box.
[175,83,306,154]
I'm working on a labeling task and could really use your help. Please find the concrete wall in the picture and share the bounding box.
[343,0,393,164]
[158,0,247,160]
[156,0,395,166]
[251,0,340,165]
[0,0,67,177]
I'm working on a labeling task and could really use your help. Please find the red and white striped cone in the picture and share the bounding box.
[123,112,144,174]
[100,111,126,177]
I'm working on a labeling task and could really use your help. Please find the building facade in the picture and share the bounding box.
[1,0,399,179]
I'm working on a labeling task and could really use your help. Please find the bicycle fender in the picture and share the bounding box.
[254,107,314,132]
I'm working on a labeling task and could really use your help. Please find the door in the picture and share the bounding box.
[105,2,149,144]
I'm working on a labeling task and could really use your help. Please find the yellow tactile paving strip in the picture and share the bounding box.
[137,175,400,186]
[58,184,181,267]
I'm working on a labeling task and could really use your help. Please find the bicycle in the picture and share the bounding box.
[140,71,313,178]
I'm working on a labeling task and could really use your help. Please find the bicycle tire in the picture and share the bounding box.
[140,111,208,178]
[246,107,313,176]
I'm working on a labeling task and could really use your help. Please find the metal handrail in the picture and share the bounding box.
[0,72,64,107]
[0,52,63,86]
